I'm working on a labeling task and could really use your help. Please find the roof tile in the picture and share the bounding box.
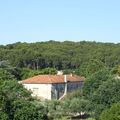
[21,74,85,84]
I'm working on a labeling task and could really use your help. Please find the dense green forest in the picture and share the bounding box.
[0,41,120,70]
[0,41,120,120]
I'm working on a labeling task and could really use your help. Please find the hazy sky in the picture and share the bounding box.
[0,0,120,45]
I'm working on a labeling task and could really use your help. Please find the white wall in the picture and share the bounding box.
[23,84,52,100]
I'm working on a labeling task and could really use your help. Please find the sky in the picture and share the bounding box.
[0,0,120,45]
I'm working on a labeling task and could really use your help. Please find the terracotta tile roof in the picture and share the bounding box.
[21,74,85,84]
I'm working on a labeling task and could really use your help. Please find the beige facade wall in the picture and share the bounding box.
[22,81,84,100]
[23,84,52,100]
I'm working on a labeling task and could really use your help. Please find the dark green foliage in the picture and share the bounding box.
[0,60,21,81]
[0,80,31,100]
[89,78,120,119]
[0,80,46,120]
[0,112,8,120]
[0,41,120,70]
[63,89,83,100]
[82,69,120,119]
[63,69,75,74]
[0,80,31,119]
[0,61,11,68]
[46,89,90,119]
[0,41,120,119]
[12,100,46,120]
[62,98,90,114]
[44,100,64,119]
[99,103,120,120]
[41,67,57,74]
[111,65,120,76]
[19,67,57,80]
[18,68,39,80]
[0,68,16,81]
[75,59,107,77]
[83,69,112,99]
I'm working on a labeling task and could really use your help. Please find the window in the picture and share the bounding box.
[32,88,39,96]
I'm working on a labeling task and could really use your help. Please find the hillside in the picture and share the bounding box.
[0,41,120,70]
[0,41,120,120]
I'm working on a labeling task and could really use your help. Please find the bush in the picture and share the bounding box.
[99,103,120,120]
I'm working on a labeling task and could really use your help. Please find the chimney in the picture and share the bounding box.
[57,71,63,75]
[70,73,73,77]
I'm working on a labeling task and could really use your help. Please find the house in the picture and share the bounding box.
[20,74,85,100]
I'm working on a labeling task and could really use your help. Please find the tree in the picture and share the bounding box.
[63,98,89,114]
[75,59,106,77]
[111,65,120,76]
[0,60,11,68]
[45,100,64,119]
[90,78,120,119]
[12,100,47,120]
[41,67,57,74]
[99,103,120,120]
[0,80,46,120]
[1,41,120,70]
[83,69,111,99]
[20,67,57,80]
[0,68,16,81]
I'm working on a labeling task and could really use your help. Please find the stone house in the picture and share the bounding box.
[20,74,85,100]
